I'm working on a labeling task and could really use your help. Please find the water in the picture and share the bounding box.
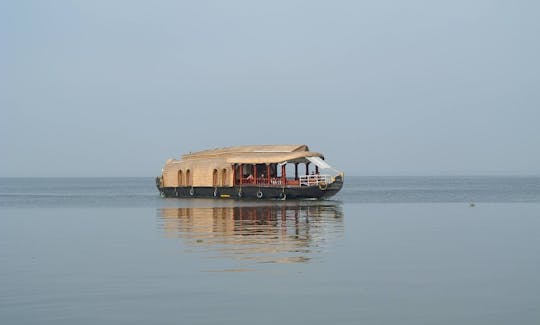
[1,177,540,324]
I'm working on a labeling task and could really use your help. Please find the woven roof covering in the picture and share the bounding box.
[161,144,332,187]
[180,144,323,163]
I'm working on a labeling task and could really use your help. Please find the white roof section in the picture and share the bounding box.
[307,156,332,169]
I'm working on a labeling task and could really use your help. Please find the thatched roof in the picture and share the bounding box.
[161,145,334,187]
[180,144,324,164]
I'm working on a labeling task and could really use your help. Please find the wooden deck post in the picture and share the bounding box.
[239,164,243,185]
[266,164,271,184]
[305,162,310,175]
[253,164,257,183]
[295,163,298,180]
[281,164,286,185]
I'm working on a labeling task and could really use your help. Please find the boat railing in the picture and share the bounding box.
[241,177,283,185]
[239,177,315,186]
[299,174,332,186]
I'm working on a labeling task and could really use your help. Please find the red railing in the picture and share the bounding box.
[239,178,301,186]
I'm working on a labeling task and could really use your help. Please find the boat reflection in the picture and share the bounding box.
[158,202,344,267]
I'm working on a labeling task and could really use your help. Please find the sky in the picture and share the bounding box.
[1,0,539,177]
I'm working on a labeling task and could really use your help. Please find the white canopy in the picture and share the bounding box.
[306,156,332,169]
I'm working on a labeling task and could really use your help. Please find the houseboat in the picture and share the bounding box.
[156,144,344,200]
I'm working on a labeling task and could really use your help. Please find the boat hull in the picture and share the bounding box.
[156,178,343,200]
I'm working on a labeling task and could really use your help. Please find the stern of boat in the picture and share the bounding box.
[156,176,165,197]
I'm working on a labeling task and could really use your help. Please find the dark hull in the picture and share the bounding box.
[156,180,343,200]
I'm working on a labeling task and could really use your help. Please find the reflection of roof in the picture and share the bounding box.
[182,144,324,164]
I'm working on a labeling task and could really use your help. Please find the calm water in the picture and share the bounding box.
[1,177,540,324]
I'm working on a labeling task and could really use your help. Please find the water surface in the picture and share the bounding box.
[1,177,539,324]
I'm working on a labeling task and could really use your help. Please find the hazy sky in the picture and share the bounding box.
[2,0,539,177]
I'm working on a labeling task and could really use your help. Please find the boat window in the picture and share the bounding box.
[285,164,296,180]
[178,170,183,186]
[221,169,227,186]
[276,164,283,178]
[212,169,218,187]
[242,164,253,178]
[255,164,266,178]
[186,169,192,186]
